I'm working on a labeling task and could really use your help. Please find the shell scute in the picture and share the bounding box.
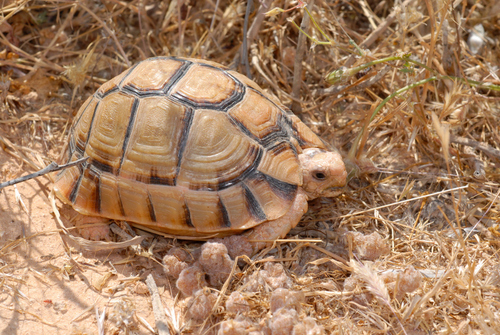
[96,70,129,97]
[99,173,124,218]
[218,184,265,230]
[228,88,281,140]
[118,96,190,183]
[86,92,136,171]
[289,114,327,149]
[184,190,230,232]
[114,178,150,220]
[120,57,189,92]
[257,142,301,185]
[71,96,99,156]
[176,109,262,191]
[72,164,100,212]
[243,172,297,222]
[169,64,245,110]
[146,185,187,228]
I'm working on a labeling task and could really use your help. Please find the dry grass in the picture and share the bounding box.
[1,0,500,334]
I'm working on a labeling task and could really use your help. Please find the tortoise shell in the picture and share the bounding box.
[54,57,328,238]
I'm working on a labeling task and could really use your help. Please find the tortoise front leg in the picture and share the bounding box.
[245,190,308,253]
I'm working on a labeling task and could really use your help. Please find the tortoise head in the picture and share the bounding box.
[299,148,347,200]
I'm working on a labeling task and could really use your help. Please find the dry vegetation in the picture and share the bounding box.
[1,0,500,334]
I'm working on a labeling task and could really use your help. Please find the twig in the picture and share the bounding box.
[247,0,273,45]
[250,49,293,100]
[201,0,221,58]
[466,188,500,240]
[290,0,315,114]
[0,0,29,27]
[450,135,500,161]
[348,76,439,159]
[0,305,57,326]
[241,0,254,78]
[146,274,171,335]
[200,254,246,331]
[0,134,41,170]
[0,157,89,190]
[177,0,186,55]
[339,184,469,219]
[39,4,77,61]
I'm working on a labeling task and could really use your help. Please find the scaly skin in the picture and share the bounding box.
[245,190,309,253]
[246,148,347,252]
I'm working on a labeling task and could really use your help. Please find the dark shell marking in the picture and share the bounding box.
[55,57,326,236]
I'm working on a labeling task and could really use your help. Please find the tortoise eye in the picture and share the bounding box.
[313,171,327,180]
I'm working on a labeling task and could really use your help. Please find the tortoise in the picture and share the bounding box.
[53,57,347,248]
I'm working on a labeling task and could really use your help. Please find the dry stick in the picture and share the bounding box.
[234,0,271,73]
[441,19,455,76]
[161,0,177,31]
[343,0,417,68]
[450,135,500,160]
[465,188,500,240]
[308,243,350,269]
[105,0,139,12]
[246,0,273,45]
[420,0,441,117]
[251,52,294,101]
[200,255,248,331]
[241,0,254,78]
[0,157,89,190]
[137,1,150,58]
[0,305,57,327]
[0,0,29,26]
[146,274,171,335]
[178,0,185,54]
[358,0,379,30]
[339,184,469,219]
[201,0,221,59]
[0,31,64,73]
[290,0,315,114]
[0,135,41,171]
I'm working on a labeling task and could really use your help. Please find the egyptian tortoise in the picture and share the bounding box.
[53,57,347,250]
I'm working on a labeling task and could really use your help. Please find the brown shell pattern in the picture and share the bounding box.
[54,57,327,237]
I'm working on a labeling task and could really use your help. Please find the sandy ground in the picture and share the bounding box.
[0,150,180,335]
